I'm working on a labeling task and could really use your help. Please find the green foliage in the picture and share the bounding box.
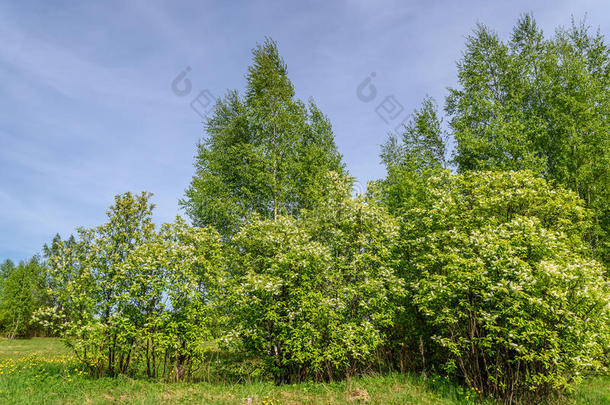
[180,38,345,237]
[447,14,610,268]
[377,96,448,219]
[8,31,608,405]
[397,171,609,402]
[227,173,404,383]
[42,192,226,379]
[118,218,225,381]
[0,259,15,305]
[0,257,48,338]
[382,96,446,172]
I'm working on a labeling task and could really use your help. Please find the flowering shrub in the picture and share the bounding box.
[227,173,404,383]
[400,171,609,402]
[41,193,225,379]
[36,172,609,402]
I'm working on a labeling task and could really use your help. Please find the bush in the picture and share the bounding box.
[399,171,609,402]
[227,173,404,383]
[41,192,226,379]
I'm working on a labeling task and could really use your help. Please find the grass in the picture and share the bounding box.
[0,338,608,404]
[0,337,69,359]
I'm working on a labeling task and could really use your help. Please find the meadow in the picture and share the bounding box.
[0,338,607,404]
[2,15,610,405]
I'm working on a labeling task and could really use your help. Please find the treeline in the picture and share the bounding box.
[0,234,75,338]
[0,256,48,338]
[2,14,609,404]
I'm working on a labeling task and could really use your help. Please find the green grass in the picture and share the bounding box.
[0,338,607,404]
[0,337,69,359]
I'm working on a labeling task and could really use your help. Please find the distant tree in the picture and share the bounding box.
[0,259,16,333]
[0,259,15,301]
[181,38,345,237]
[43,233,77,260]
[381,96,446,172]
[376,96,447,217]
[447,14,610,268]
[0,257,46,338]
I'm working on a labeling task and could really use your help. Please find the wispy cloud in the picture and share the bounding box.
[1,0,609,261]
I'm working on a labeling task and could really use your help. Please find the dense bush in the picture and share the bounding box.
[40,192,225,379]
[396,171,609,402]
[35,172,609,402]
[227,173,404,383]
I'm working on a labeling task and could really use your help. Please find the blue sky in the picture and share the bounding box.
[2,0,609,262]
